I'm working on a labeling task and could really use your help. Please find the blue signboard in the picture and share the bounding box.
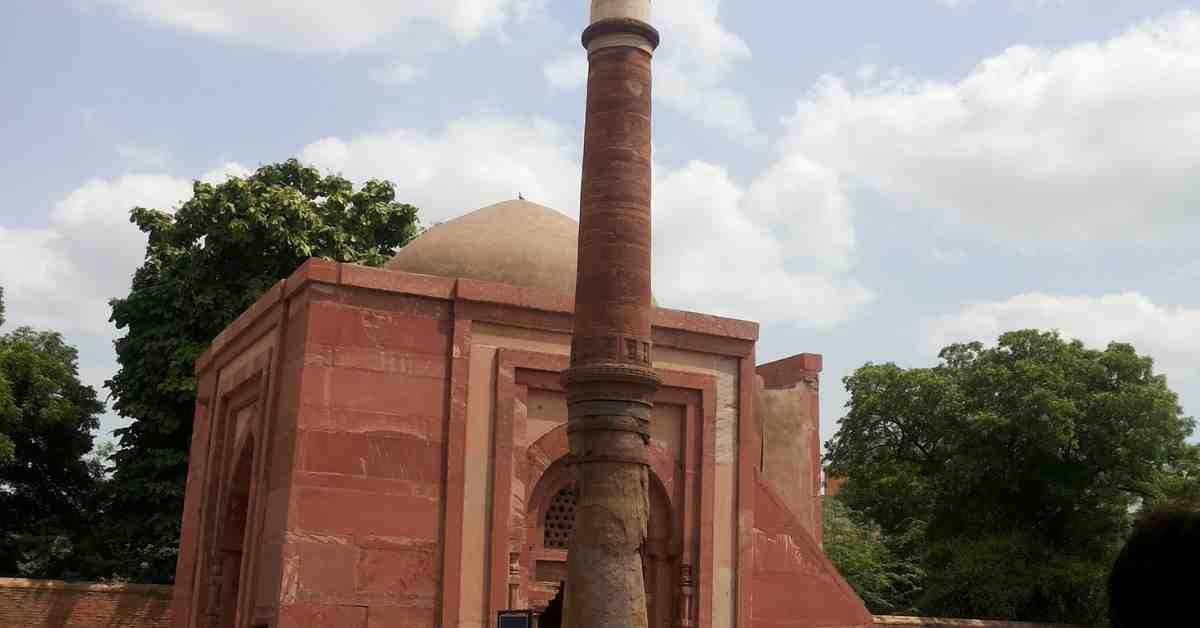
[497,609,533,628]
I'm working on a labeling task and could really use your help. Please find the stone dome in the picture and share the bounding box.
[386,199,581,296]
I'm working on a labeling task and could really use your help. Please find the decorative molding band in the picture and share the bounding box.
[583,18,660,54]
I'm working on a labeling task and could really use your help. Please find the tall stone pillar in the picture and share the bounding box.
[560,2,660,628]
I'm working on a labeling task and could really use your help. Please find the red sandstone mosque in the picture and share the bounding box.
[170,1,873,627]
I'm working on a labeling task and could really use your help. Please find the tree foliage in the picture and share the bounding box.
[821,496,924,614]
[825,329,1196,624]
[0,286,12,463]
[103,159,420,582]
[0,323,108,579]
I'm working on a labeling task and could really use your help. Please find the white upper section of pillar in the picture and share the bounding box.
[587,0,656,54]
[590,0,652,24]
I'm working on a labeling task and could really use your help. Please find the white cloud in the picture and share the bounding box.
[299,115,870,326]
[651,0,757,139]
[930,247,968,266]
[1173,260,1200,281]
[652,0,749,78]
[545,0,757,140]
[300,116,582,225]
[369,61,429,85]
[544,49,587,90]
[0,165,262,442]
[654,161,870,325]
[856,63,880,82]
[201,162,253,183]
[0,174,199,443]
[116,144,170,170]
[2,175,192,337]
[938,0,1067,12]
[938,0,976,10]
[97,0,545,53]
[784,10,1200,250]
[1013,0,1062,8]
[1009,0,1071,11]
[655,63,758,142]
[924,292,1200,411]
[79,109,171,171]
[744,155,857,271]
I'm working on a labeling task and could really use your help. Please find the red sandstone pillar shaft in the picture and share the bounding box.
[561,2,661,628]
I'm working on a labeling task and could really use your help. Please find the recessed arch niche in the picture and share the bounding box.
[214,436,254,628]
[526,451,677,628]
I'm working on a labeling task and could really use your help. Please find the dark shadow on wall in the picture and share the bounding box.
[540,582,565,628]
[41,588,80,627]
[107,588,173,627]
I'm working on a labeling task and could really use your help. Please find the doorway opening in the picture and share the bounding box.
[539,582,565,628]
[217,439,254,627]
[534,474,675,628]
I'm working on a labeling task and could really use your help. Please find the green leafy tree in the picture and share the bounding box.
[826,330,1196,624]
[0,321,107,579]
[0,286,13,464]
[822,496,924,614]
[1144,443,1200,511]
[104,159,420,582]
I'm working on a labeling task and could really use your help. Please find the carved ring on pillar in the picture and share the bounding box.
[567,401,652,445]
[676,564,696,628]
[567,453,651,467]
[578,17,657,52]
[568,400,652,420]
[560,362,662,390]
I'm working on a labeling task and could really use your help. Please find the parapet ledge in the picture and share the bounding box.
[196,258,763,372]
[0,577,173,596]
[757,353,823,388]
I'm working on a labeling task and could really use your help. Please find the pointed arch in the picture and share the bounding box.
[214,436,254,628]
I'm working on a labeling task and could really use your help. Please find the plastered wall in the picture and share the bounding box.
[756,354,823,544]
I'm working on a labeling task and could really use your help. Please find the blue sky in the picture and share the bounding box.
[3,0,1199,449]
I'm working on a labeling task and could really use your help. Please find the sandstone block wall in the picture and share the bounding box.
[0,578,173,628]
[275,271,451,626]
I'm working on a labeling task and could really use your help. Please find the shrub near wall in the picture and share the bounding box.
[0,578,173,628]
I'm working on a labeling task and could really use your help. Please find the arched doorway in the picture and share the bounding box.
[215,439,254,628]
[539,582,565,628]
[530,468,676,628]
[642,476,675,628]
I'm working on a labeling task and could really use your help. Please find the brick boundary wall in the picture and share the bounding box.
[0,577,173,628]
[876,616,1082,628]
[0,578,1088,628]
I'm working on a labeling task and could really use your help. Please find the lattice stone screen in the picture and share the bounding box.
[544,486,577,549]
